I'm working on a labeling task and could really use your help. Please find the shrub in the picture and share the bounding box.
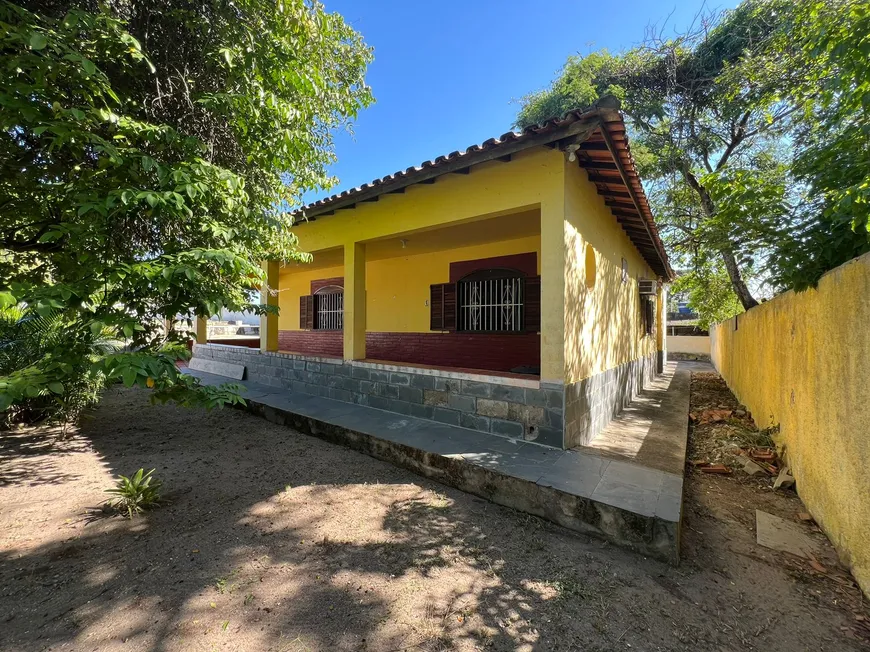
[105,468,162,518]
[0,307,115,429]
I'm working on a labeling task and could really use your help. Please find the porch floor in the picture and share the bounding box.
[187,361,690,561]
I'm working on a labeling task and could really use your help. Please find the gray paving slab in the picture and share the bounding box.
[756,509,821,559]
[592,476,659,518]
[188,357,245,380]
[184,367,687,562]
[470,444,563,483]
[538,452,610,497]
[655,488,682,522]
[577,361,695,475]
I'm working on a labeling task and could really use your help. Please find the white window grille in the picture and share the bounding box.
[314,287,343,330]
[458,276,523,332]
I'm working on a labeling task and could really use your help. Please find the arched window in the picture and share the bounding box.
[313,285,343,330]
[457,268,524,332]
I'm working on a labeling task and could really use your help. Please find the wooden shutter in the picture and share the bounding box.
[299,295,314,330]
[641,297,655,335]
[429,283,456,331]
[524,276,541,332]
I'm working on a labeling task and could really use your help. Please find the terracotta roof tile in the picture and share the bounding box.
[297,96,673,279]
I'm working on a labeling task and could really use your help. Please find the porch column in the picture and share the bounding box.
[343,242,366,360]
[540,199,566,384]
[195,316,208,344]
[260,260,279,353]
[656,281,667,373]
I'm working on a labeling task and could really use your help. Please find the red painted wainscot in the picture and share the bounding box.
[278,330,540,374]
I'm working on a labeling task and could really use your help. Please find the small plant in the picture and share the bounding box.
[105,468,162,518]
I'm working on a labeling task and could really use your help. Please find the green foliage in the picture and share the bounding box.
[774,0,870,290]
[0,306,114,425]
[672,263,744,330]
[0,1,372,422]
[517,0,869,318]
[105,468,161,518]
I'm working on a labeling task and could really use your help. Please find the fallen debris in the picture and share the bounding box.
[807,553,827,573]
[756,509,820,559]
[740,457,767,477]
[690,408,733,424]
[797,512,814,522]
[773,466,795,491]
[699,463,732,475]
[748,447,776,463]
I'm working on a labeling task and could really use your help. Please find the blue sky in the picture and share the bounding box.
[309,0,739,203]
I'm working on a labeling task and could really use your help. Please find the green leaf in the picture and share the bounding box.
[122,367,138,387]
[48,382,65,395]
[29,33,47,50]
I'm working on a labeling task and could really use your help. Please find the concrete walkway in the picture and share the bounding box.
[187,360,691,562]
[578,361,705,475]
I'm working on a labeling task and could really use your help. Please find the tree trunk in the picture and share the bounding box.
[680,162,759,311]
[720,248,759,310]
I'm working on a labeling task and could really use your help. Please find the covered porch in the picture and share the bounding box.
[273,206,544,378]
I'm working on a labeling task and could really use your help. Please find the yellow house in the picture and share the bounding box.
[196,97,672,449]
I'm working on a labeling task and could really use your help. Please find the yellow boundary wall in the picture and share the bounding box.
[710,252,870,595]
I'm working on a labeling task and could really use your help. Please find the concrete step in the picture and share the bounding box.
[189,370,684,563]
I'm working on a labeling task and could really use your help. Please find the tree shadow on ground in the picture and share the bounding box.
[0,425,89,487]
[0,388,656,651]
[0,387,863,652]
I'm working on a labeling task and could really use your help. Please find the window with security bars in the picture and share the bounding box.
[299,282,344,330]
[457,273,524,332]
[314,288,343,330]
[429,259,540,334]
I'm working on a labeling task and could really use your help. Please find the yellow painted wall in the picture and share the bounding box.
[284,147,567,378]
[667,335,711,356]
[276,146,662,383]
[277,263,344,331]
[562,162,656,384]
[291,148,564,254]
[277,235,541,333]
[710,252,870,596]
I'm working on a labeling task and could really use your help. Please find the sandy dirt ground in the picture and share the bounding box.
[0,379,867,652]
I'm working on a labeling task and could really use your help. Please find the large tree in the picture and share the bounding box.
[0,1,372,422]
[517,0,869,319]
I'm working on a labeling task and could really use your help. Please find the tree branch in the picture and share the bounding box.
[715,110,752,171]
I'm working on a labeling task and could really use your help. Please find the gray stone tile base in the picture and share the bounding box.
[192,343,563,446]
[564,352,658,449]
[188,357,245,380]
[188,368,684,563]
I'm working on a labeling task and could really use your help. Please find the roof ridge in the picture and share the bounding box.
[298,96,622,214]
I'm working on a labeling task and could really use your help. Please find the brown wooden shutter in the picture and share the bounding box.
[524,276,541,332]
[429,283,456,331]
[299,295,314,330]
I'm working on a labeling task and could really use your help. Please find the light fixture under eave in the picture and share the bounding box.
[564,143,581,162]
[400,239,408,249]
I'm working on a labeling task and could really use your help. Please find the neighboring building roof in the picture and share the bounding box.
[297,96,673,280]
